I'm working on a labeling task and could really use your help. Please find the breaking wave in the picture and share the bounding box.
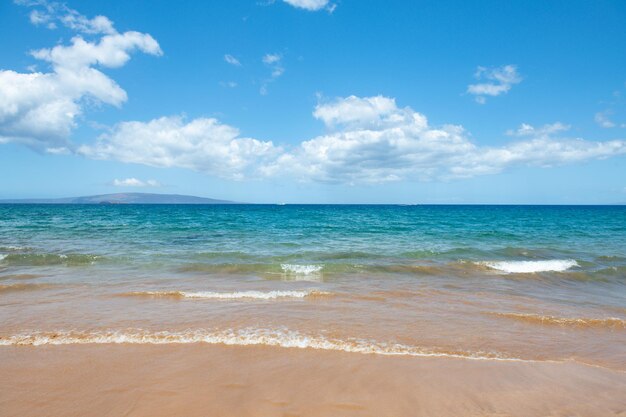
[280,264,323,275]
[481,259,578,273]
[120,289,331,300]
[0,328,531,362]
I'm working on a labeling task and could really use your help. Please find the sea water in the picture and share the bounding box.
[0,204,624,369]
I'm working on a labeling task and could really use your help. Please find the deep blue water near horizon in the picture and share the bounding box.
[1,203,625,263]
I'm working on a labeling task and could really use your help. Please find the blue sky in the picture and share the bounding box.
[0,0,625,203]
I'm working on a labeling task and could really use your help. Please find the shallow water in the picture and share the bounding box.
[0,204,625,371]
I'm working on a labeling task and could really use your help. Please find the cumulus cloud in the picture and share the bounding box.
[313,95,407,129]
[112,178,162,187]
[264,96,626,183]
[224,54,241,66]
[282,0,335,12]
[0,2,161,151]
[467,65,522,104]
[76,96,626,184]
[2,7,624,185]
[78,116,281,181]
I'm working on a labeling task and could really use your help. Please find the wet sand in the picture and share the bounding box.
[1,344,625,417]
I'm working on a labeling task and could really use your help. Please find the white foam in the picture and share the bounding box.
[482,259,578,273]
[134,289,329,299]
[185,290,329,299]
[0,328,529,362]
[0,254,6,261]
[281,264,323,275]
[0,245,28,251]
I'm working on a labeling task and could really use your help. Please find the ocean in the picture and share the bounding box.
[1,204,624,370]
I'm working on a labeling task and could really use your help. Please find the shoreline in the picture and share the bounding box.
[2,344,625,417]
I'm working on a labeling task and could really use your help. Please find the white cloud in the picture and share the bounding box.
[77,96,626,184]
[265,96,626,183]
[467,65,522,104]
[60,10,116,35]
[31,32,161,71]
[506,122,570,137]
[595,111,616,128]
[313,95,405,129]
[112,178,162,187]
[0,2,161,151]
[3,7,624,186]
[224,54,241,66]
[262,53,281,65]
[29,9,52,26]
[260,53,284,95]
[79,116,281,181]
[282,0,335,12]
[20,1,116,34]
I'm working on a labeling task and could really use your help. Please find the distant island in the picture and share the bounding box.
[0,193,238,204]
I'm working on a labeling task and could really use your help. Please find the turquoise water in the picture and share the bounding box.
[1,204,625,369]
[1,204,625,268]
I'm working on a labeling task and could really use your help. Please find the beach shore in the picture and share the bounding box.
[1,344,625,417]
[2,205,625,416]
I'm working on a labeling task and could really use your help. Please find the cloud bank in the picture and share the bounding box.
[78,96,626,184]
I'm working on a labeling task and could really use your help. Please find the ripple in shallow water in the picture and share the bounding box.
[118,289,332,300]
[488,312,626,329]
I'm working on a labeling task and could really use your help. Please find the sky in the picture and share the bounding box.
[0,0,625,204]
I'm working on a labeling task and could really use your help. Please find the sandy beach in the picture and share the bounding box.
[2,344,625,417]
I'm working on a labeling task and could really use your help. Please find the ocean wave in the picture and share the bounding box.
[481,259,578,273]
[0,253,101,266]
[0,245,30,252]
[490,312,626,329]
[171,259,602,278]
[280,264,323,275]
[0,328,529,362]
[120,289,331,300]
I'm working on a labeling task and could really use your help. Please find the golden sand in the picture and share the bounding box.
[1,344,624,417]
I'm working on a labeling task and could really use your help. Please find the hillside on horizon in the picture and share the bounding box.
[0,193,238,204]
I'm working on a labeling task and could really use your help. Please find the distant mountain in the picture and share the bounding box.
[0,193,238,204]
